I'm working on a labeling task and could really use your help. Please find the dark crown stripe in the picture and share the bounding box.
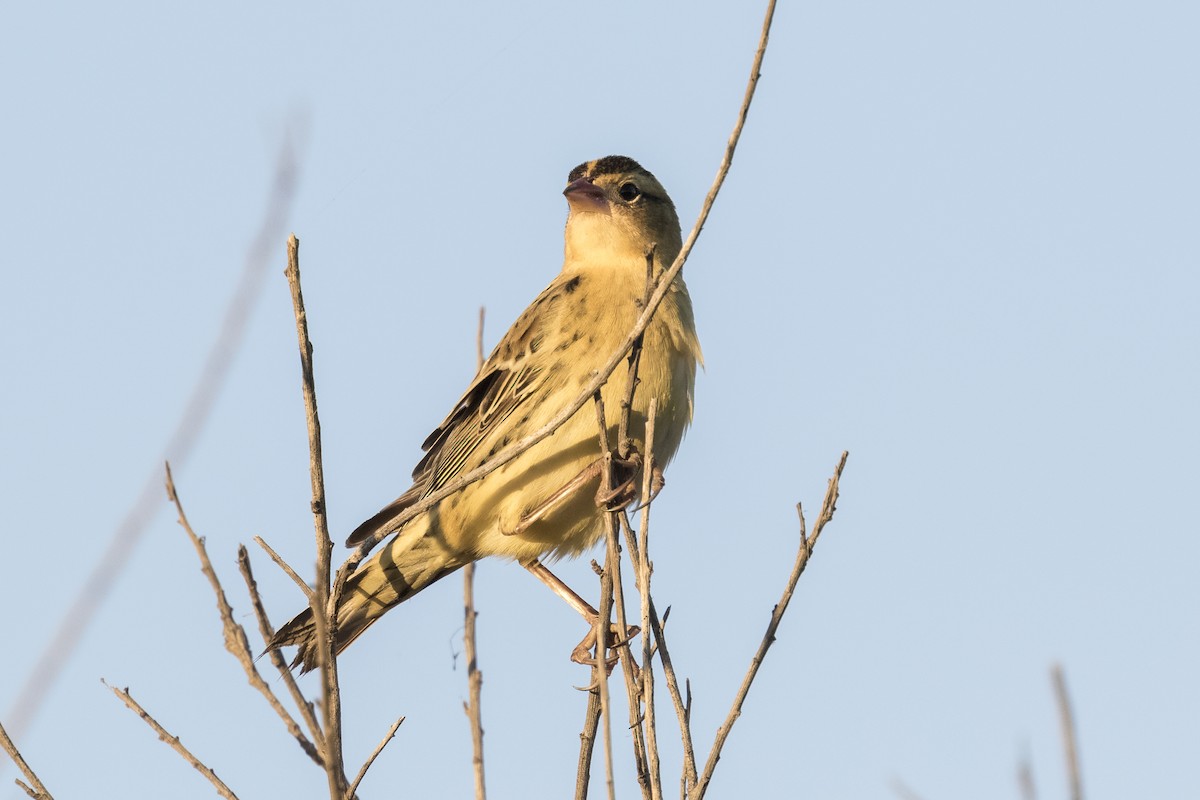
[567,155,647,183]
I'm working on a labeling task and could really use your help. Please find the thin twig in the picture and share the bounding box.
[637,399,664,800]
[647,599,697,793]
[253,535,312,599]
[102,680,240,800]
[236,545,326,756]
[0,719,54,800]
[284,233,347,799]
[596,558,616,800]
[692,451,848,799]
[6,131,301,745]
[1052,664,1084,800]
[575,687,602,800]
[462,562,487,800]
[463,305,488,800]
[164,463,323,767]
[345,716,405,800]
[591,279,654,798]
[586,390,619,800]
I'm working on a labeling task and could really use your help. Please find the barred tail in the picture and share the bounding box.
[267,519,465,673]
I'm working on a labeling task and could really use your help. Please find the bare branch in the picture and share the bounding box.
[636,399,664,800]
[575,687,603,800]
[102,680,240,800]
[463,308,488,800]
[576,390,620,800]
[164,463,323,767]
[692,451,848,799]
[236,545,326,758]
[647,600,697,792]
[254,535,313,600]
[1052,664,1084,800]
[284,233,347,798]
[1,719,54,800]
[345,716,405,800]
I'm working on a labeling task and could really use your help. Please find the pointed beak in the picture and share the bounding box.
[563,177,610,214]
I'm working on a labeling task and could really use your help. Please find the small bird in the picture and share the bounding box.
[269,156,701,672]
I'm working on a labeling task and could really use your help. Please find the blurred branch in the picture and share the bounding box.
[5,128,302,744]
[890,778,925,800]
[692,451,848,799]
[1017,748,1037,800]
[164,463,322,767]
[1,719,54,800]
[1052,664,1084,800]
[103,680,240,800]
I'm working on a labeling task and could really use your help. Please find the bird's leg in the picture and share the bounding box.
[503,459,605,537]
[523,559,639,667]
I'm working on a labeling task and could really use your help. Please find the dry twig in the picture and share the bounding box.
[103,680,240,800]
[254,535,313,599]
[1,719,54,800]
[236,546,326,753]
[284,233,348,799]
[692,451,848,799]
[345,716,406,800]
[635,400,664,800]
[463,305,488,800]
[164,463,323,767]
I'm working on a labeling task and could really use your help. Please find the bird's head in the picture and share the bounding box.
[562,156,682,270]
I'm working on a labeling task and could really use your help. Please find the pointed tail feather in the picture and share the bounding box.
[267,521,465,673]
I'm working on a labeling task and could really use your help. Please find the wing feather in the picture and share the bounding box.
[344,279,564,546]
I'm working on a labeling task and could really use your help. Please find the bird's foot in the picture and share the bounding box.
[570,623,641,674]
[595,450,644,511]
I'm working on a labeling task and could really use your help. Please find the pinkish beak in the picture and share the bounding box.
[563,177,610,214]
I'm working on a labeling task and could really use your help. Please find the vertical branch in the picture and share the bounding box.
[1017,750,1037,800]
[636,399,664,800]
[1052,664,1084,800]
[463,305,488,800]
[596,557,617,800]
[587,391,619,800]
[283,234,346,799]
[574,687,602,800]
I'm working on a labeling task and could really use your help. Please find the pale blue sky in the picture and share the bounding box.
[2,2,1198,798]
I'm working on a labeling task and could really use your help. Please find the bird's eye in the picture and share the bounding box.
[618,182,641,201]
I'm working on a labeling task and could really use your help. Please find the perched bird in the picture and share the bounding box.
[269,156,702,672]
